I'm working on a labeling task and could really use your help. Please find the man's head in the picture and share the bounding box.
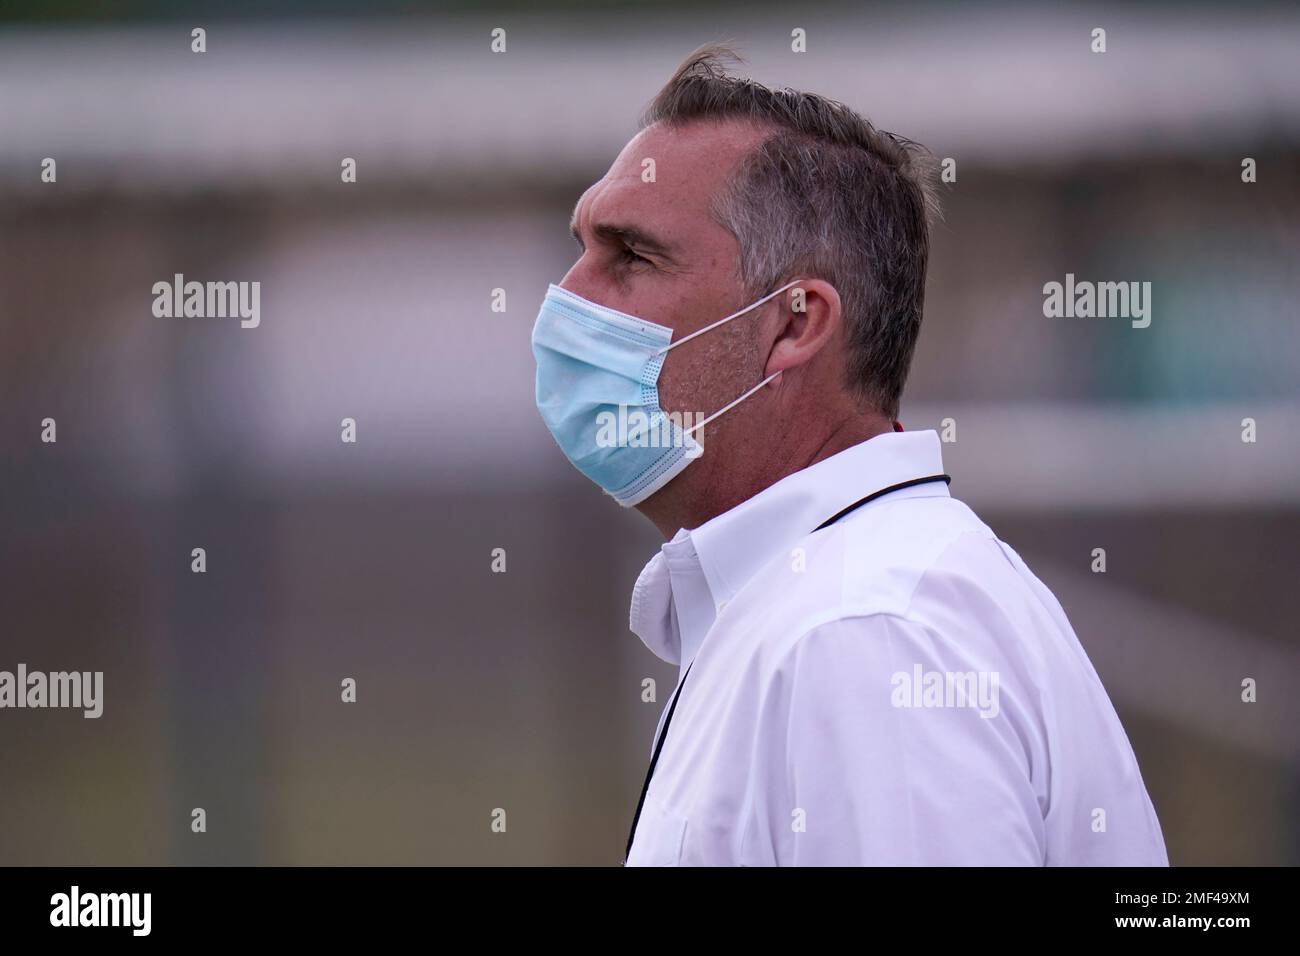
[559,43,938,535]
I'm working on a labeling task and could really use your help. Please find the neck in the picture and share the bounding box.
[640,413,893,538]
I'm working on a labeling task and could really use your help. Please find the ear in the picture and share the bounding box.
[763,278,842,379]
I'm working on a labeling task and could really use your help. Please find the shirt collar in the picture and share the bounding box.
[629,430,950,667]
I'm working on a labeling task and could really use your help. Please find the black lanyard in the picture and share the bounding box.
[622,660,694,864]
[621,472,952,864]
[812,474,951,531]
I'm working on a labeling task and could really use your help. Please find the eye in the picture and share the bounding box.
[619,246,650,266]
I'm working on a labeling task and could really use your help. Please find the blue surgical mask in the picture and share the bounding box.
[531,280,801,506]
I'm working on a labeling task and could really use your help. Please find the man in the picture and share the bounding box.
[531,45,1168,866]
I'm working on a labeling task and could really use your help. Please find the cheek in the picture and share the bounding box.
[654,350,694,414]
[657,339,752,418]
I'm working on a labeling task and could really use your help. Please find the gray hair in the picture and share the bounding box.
[640,43,939,419]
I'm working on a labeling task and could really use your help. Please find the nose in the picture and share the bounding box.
[557,258,597,302]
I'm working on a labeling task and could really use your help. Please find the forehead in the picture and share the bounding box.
[574,120,769,239]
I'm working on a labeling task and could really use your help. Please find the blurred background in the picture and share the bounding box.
[1,0,1298,866]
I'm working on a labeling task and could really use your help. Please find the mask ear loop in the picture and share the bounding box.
[682,370,781,437]
[651,279,804,358]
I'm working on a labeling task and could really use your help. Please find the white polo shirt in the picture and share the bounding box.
[624,430,1168,866]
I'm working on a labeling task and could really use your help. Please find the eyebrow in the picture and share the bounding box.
[569,206,677,259]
